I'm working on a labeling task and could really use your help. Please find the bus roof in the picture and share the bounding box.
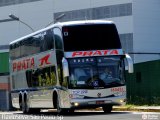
[9,20,114,45]
[55,20,114,27]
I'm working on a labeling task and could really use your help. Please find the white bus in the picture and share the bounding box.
[9,20,133,113]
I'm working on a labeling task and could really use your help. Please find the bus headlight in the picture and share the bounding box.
[120,99,126,103]
[74,102,79,106]
[114,92,124,96]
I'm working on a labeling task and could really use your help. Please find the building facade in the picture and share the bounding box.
[0,0,55,110]
[0,52,10,110]
[0,0,160,109]
[53,0,160,105]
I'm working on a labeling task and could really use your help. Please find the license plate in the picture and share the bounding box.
[96,101,104,104]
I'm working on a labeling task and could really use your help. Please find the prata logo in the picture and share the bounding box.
[12,57,34,72]
[39,54,51,66]
[72,49,120,57]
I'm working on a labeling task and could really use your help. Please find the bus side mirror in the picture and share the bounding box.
[62,57,69,77]
[125,54,134,73]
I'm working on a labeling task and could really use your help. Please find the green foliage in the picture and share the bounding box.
[127,96,160,105]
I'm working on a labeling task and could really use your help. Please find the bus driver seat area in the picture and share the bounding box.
[74,68,88,85]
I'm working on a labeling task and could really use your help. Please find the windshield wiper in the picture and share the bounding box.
[106,79,123,85]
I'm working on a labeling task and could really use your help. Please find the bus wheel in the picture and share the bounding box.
[56,96,62,113]
[22,94,27,113]
[56,98,68,114]
[57,98,63,114]
[22,93,35,114]
[22,102,26,113]
[19,94,22,110]
[25,97,30,113]
[102,105,112,113]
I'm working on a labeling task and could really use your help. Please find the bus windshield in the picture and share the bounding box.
[68,56,125,89]
[62,24,121,51]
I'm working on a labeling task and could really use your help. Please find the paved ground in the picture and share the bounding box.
[0,111,160,120]
[113,106,160,112]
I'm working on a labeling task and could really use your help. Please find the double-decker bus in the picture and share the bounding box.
[9,20,133,113]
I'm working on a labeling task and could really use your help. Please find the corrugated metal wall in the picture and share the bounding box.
[0,90,9,110]
[0,52,10,110]
[126,60,160,105]
[0,52,9,74]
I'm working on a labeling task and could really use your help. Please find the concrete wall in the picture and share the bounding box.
[0,75,10,110]
[0,0,54,47]
[133,0,160,63]
[54,0,132,12]
[0,52,10,110]
[54,0,134,59]
[54,0,133,34]
[0,0,159,107]
[0,0,160,62]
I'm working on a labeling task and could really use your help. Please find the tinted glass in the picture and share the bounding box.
[21,34,41,57]
[68,56,125,89]
[10,28,55,60]
[54,28,63,50]
[26,66,57,88]
[40,29,54,51]
[62,24,121,51]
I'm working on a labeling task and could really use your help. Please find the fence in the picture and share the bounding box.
[126,59,160,105]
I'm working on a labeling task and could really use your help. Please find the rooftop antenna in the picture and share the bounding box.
[89,0,92,20]
[85,16,87,20]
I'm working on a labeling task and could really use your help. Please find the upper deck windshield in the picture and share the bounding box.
[68,56,125,89]
[62,23,121,51]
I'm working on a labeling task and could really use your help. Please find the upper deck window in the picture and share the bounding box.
[62,24,121,51]
[10,29,55,60]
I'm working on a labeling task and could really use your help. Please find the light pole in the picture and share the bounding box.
[54,13,65,23]
[9,14,34,32]
[0,18,16,23]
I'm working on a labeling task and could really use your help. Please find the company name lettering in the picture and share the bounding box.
[12,58,34,72]
[12,54,51,72]
[72,50,119,57]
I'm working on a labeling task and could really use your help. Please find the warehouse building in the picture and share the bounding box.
[0,0,160,110]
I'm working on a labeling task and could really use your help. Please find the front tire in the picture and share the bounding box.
[102,105,112,113]
[57,97,68,114]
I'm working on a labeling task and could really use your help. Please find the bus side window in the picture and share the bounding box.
[54,28,63,50]
[26,70,32,87]
[54,28,67,87]
[15,42,20,59]
[20,39,28,57]
[26,66,57,88]
[41,29,54,52]
[45,29,54,50]
[21,34,41,57]
[10,44,15,60]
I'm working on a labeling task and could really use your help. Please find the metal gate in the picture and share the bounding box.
[0,90,9,110]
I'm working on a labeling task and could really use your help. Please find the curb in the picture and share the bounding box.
[113,107,160,112]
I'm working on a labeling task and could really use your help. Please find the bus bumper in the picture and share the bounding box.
[70,97,126,109]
